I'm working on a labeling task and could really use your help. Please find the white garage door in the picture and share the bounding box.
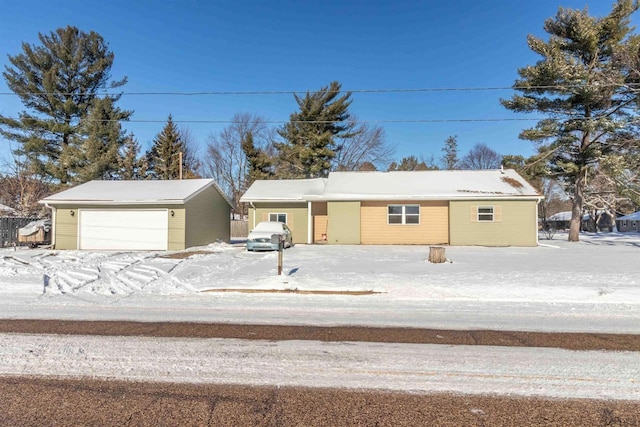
[79,209,169,250]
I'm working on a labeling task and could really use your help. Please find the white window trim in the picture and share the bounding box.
[477,205,494,222]
[387,204,420,225]
[268,212,288,224]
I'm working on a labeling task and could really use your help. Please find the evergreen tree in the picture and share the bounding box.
[242,132,274,183]
[276,81,356,178]
[501,0,640,241]
[0,26,130,183]
[387,155,433,171]
[118,134,148,180]
[146,115,185,180]
[441,135,460,169]
[66,97,129,183]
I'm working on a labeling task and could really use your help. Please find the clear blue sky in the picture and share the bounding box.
[0,0,634,171]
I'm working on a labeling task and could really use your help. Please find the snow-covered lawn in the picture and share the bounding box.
[1,232,639,332]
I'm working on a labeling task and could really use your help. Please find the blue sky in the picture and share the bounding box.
[0,0,634,170]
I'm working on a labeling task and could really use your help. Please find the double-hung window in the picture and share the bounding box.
[477,206,494,222]
[388,204,420,225]
[269,213,287,223]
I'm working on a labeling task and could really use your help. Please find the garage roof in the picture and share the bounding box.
[40,179,233,206]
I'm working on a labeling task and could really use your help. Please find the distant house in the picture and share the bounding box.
[40,179,232,251]
[616,211,640,233]
[545,211,572,230]
[240,169,543,247]
[0,203,16,216]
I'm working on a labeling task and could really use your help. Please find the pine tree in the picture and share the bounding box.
[276,81,356,178]
[242,132,274,184]
[146,115,185,180]
[67,97,129,183]
[388,156,433,171]
[441,135,459,169]
[0,26,130,183]
[501,0,640,241]
[118,134,147,180]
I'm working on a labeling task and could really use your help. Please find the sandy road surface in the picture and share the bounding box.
[2,320,639,426]
[2,377,639,426]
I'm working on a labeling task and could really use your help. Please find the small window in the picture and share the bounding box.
[478,206,494,222]
[269,213,287,223]
[388,204,420,225]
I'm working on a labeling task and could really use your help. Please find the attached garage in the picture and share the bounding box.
[40,179,232,251]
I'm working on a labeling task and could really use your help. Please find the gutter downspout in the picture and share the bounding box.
[44,202,56,249]
[250,202,256,229]
[307,201,312,244]
[536,198,542,246]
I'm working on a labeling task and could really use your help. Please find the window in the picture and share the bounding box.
[388,204,420,225]
[477,206,494,222]
[269,213,287,223]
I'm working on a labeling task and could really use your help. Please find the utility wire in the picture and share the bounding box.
[0,117,549,124]
[1,83,639,97]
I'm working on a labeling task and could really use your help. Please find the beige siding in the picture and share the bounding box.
[327,201,361,244]
[184,185,231,248]
[249,202,308,244]
[54,207,79,250]
[361,201,449,245]
[449,200,538,246]
[168,207,186,250]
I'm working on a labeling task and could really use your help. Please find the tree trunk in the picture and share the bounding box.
[428,246,447,263]
[569,169,586,242]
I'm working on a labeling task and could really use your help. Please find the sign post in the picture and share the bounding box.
[271,234,284,275]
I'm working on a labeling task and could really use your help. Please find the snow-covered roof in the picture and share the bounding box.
[241,169,541,202]
[548,211,572,221]
[240,178,327,202]
[40,179,233,206]
[0,203,15,213]
[617,211,640,221]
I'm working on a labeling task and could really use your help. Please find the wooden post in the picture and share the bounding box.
[277,245,283,275]
[428,246,447,263]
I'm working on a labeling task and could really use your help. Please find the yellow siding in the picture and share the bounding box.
[249,202,308,244]
[327,201,361,244]
[361,201,449,245]
[450,200,538,246]
[54,207,78,250]
[314,216,328,242]
[184,185,231,248]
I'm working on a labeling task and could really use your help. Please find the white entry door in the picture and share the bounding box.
[78,209,169,250]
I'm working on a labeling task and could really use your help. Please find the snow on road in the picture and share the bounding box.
[1,232,639,332]
[1,333,637,400]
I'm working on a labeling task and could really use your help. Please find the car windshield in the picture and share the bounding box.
[252,222,284,232]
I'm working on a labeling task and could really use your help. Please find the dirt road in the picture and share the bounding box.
[1,319,639,426]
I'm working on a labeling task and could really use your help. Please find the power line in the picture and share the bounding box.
[1,83,639,97]
[0,117,549,124]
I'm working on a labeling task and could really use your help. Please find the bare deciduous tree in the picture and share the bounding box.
[333,121,394,171]
[203,113,273,215]
[0,156,52,217]
[460,143,502,170]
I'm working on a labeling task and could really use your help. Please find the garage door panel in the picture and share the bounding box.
[79,210,168,250]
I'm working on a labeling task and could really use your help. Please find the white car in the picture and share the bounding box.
[246,221,293,251]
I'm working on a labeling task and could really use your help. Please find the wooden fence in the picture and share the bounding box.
[0,216,41,248]
[231,220,249,238]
